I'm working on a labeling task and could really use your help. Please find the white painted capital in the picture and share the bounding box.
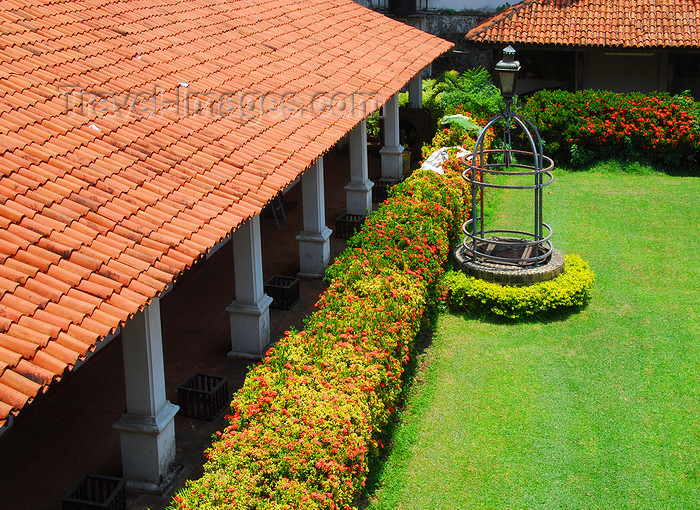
[113,401,179,435]
[344,181,373,216]
[113,402,180,492]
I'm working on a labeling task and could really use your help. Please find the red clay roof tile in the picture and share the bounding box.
[65,323,100,346]
[53,332,92,357]
[14,359,55,386]
[30,350,68,376]
[0,334,37,359]
[31,308,72,333]
[45,264,82,287]
[18,315,62,339]
[5,258,39,282]
[41,340,81,365]
[6,322,50,348]
[43,301,85,325]
[0,380,31,409]
[12,286,50,310]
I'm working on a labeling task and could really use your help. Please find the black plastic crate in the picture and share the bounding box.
[372,178,398,203]
[264,275,301,310]
[62,475,126,510]
[177,373,229,421]
[335,213,365,239]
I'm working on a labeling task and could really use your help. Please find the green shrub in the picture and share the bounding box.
[441,254,595,320]
[424,67,505,126]
[366,111,380,142]
[521,90,700,170]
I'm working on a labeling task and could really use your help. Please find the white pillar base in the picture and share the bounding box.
[226,294,274,359]
[344,181,373,216]
[296,227,332,278]
[380,145,405,181]
[113,401,180,492]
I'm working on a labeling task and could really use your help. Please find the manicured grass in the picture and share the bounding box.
[366,169,700,509]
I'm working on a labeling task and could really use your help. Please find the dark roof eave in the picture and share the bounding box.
[464,40,700,52]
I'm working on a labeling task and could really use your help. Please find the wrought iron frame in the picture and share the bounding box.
[462,102,555,267]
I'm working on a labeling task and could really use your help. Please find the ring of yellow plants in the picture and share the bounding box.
[441,254,595,320]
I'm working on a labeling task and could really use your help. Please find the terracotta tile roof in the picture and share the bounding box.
[0,0,452,429]
[465,0,700,48]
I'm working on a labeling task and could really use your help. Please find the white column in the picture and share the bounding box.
[344,120,373,216]
[226,215,273,359]
[113,298,179,492]
[379,94,404,180]
[408,73,423,108]
[296,157,332,278]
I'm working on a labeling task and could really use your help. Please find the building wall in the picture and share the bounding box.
[421,14,491,74]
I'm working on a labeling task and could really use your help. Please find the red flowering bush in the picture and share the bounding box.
[521,90,699,170]
[169,169,470,509]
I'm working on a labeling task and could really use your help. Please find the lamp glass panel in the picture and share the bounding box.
[499,72,516,96]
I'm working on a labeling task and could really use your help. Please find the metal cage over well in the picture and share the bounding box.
[457,46,564,285]
[462,47,555,267]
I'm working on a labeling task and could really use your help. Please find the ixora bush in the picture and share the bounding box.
[442,254,595,320]
[168,170,470,510]
[521,90,699,170]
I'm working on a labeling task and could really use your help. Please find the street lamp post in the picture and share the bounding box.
[495,45,520,168]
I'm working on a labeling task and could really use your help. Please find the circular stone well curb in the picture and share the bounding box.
[454,245,565,286]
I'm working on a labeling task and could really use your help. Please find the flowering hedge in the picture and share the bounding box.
[168,170,470,509]
[521,90,699,170]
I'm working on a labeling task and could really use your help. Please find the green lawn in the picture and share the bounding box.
[366,169,700,509]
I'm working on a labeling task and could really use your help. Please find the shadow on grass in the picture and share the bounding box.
[447,301,591,325]
[355,320,438,509]
[567,157,698,177]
